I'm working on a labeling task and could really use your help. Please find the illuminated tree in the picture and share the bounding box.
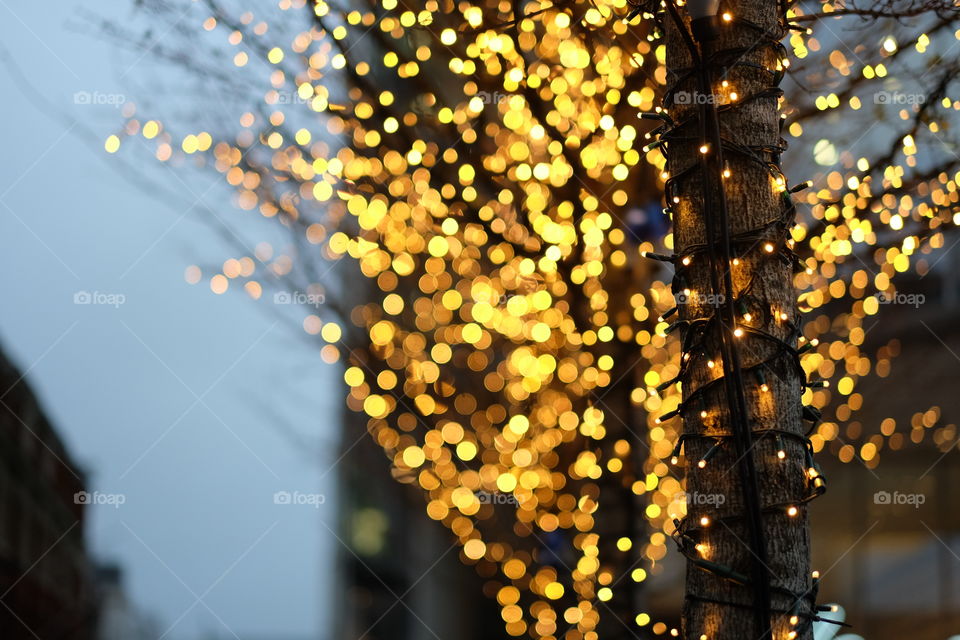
[649,2,817,638]
[99,0,960,637]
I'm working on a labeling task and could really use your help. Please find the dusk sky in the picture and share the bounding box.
[0,3,339,638]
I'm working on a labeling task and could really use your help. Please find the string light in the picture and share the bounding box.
[698,440,723,468]
[645,0,846,636]
[110,0,960,636]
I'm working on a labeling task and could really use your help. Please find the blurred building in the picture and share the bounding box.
[94,565,160,640]
[811,261,960,640]
[334,411,501,640]
[0,347,98,639]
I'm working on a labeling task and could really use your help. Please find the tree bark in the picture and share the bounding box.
[664,2,814,639]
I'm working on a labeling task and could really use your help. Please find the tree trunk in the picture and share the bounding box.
[663,2,814,639]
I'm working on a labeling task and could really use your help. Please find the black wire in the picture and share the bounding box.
[695,34,776,640]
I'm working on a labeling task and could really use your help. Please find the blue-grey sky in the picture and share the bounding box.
[0,3,338,638]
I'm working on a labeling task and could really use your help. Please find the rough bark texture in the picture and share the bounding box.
[665,2,813,639]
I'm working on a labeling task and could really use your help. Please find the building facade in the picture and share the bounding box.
[0,348,98,639]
